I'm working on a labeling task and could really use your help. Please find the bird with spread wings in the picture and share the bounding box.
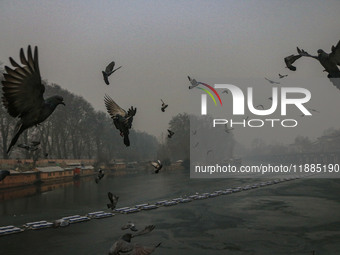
[104,94,137,147]
[284,40,340,84]
[1,46,65,154]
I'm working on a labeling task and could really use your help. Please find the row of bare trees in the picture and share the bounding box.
[0,69,158,162]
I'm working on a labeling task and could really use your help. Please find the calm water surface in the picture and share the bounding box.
[0,168,340,255]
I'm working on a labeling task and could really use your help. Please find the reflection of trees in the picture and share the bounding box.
[0,71,158,162]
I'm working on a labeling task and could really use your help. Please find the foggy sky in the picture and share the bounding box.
[0,0,340,148]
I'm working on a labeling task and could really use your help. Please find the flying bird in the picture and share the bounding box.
[307,107,320,113]
[17,141,40,152]
[95,169,105,184]
[151,160,163,174]
[192,130,197,135]
[284,54,302,71]
[294,41,340,78]
[188,76,200,89]
[109,225,160,255]
[222,90,229,94]
[1,46,65,154]
[207,149,213,155]
[0,170,10,181]
[265,77,280,85]
[225,124,234,133]
[104,94,137,146]
[121,221,138,232]
[167,129,174,138]
[268,97,273,101]
[255,104,264,109]
[107,192,119,210]
[17,143,39,152]
[194,142,199,148]
[278,73,288,79]
[102,61,122,85]
[160,99,168,112]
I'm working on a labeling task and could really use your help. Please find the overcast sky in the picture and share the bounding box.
[0,0,339,148]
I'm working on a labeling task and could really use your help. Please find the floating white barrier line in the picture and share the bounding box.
[68,216,90,224]
[24,220,48,228]
[61,215,81,221]
[91,212,114,219]
[30,222,54,230]
[0,225,16,231]
[0,227,24,236]
[135,203,149,209]
[141,205,158,210]
[87,211,105,217]
[0,174,310,236]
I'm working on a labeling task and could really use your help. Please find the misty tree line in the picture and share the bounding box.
[0,66,238,164]
[0,68,160,161]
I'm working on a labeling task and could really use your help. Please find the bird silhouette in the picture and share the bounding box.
[1,46,65,153]
[278,73,288,79]
[151,160,163,174]
[0,170,10,181]
[265,77,280,84]
[95,169,105,184]
[188,76,199,89]
[17,141,40,152]
[102,61,122,85]
[284,54,303,71]
[167,129,174,138]
[17,143,38,152]
[109,225,160,255]
[107,192,119,210]
[104,94,137,146]
[121,221,138,232]
[160,99,168,112]
[294,41,340,78]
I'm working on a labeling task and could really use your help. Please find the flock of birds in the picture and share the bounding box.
[0,39,339,254]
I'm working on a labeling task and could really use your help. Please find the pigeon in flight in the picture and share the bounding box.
[294,41,340,78]
[278,73,288,79]
[121,221,138,232]
[1,46,65,154]
[0,170,10,181]
[265,77,280,85]
[225,124,234,133]
[160,99,168,112]
[107,192,119,210]
[255,104,264,109]
[207,149,213,155]
[307,107,320,113]
[104,94,137,146]
[17,141,40,152]
[102,61,122,85]
[109,225,160,255]
[151,160,163,174]
[17,143,38,152]
[188,76,200,89]
[284,54,302,71]
[167,129,174,138]
[222,90,229,94]
[95,169,105,184]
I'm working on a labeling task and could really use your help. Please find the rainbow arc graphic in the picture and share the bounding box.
[195,82,222,106]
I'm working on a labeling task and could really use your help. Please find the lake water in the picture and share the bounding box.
[0,168,340,255]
